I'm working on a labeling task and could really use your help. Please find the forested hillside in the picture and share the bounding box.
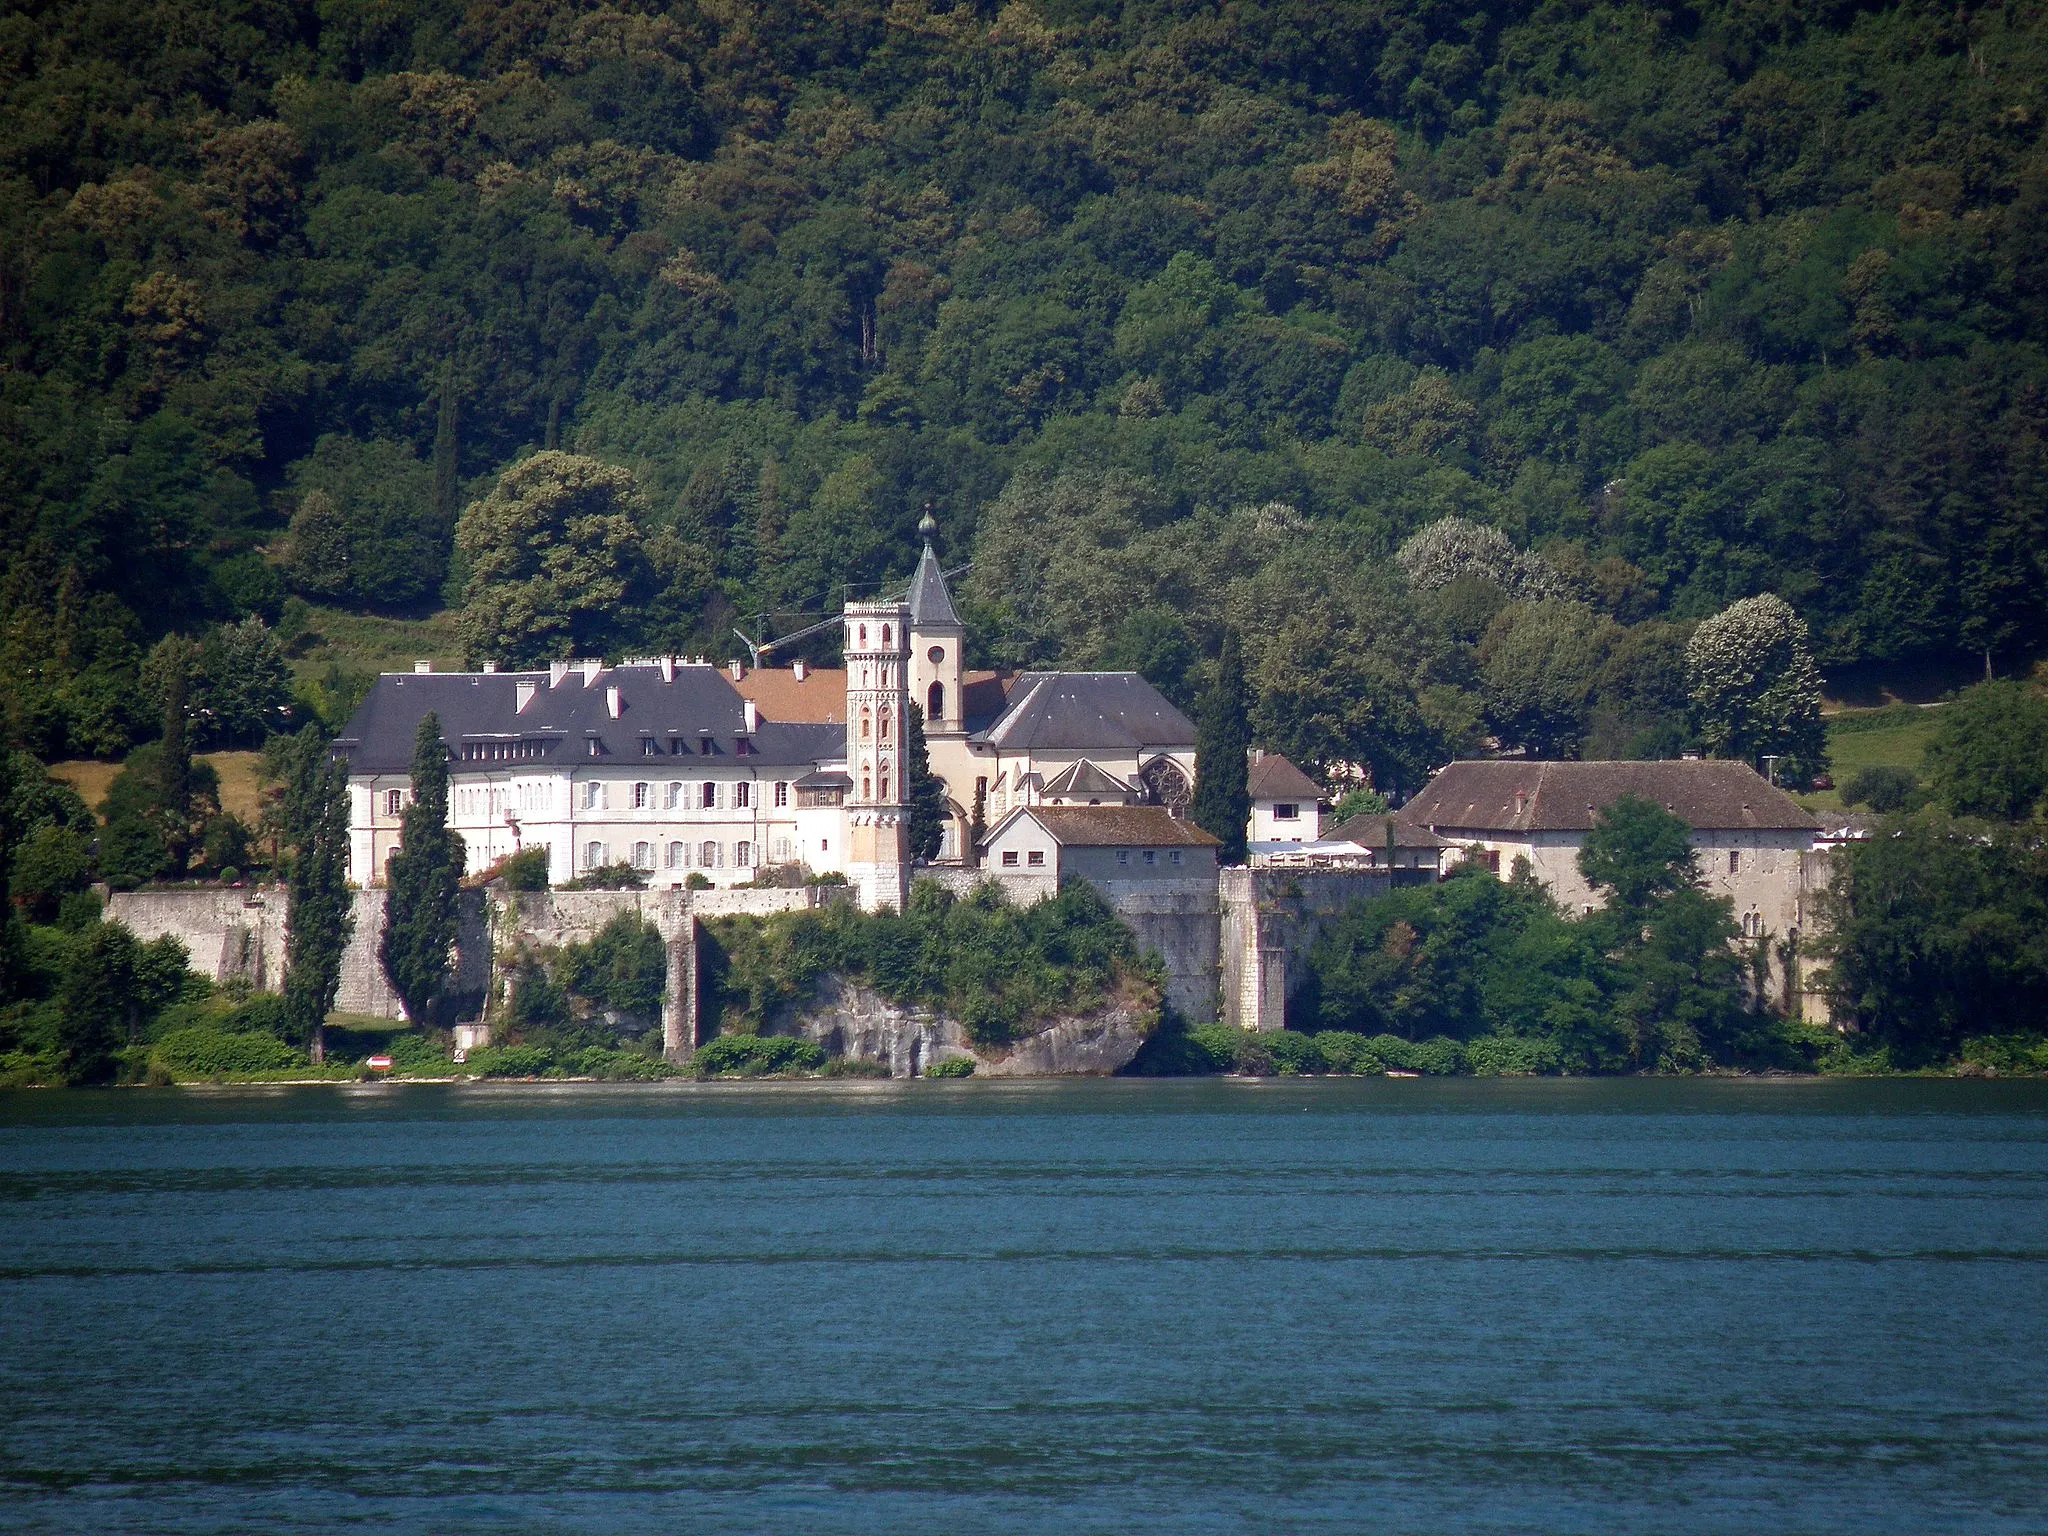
[4,0,2045,788]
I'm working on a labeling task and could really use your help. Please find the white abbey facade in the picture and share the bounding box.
[335,522,1200,911]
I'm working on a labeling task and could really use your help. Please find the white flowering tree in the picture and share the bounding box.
[1685,594,1828,782]
[1395,516,1577,602]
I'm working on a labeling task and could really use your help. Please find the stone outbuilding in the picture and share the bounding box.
[1396,759,1821,943]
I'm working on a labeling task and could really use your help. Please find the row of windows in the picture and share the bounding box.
[585,840,754,872]
[993,848,1187,870]
[636,736,757,757]
[579,780,790,811]
[384,781,795,817]
[460,740,552,762]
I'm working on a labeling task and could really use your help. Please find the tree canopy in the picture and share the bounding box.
[4,0,2047,772]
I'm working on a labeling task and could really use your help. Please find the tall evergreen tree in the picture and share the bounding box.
[280,726,355,1064]
[155,639,194,874]
[904,703,947,862]
[379,712,463,1025]
[1192,630,1251,863]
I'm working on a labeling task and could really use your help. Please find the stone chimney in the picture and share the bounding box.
[743,698,760,733]
[606,686,623,719]
[729,658,745,681]
[793,658,809,682]
[413,660,432,674]
[660,656,675,683]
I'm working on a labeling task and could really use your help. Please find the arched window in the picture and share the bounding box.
[858,624,867,645]
[881,623,892,645]
[631,841,654,870]
[928,681,944,722]
[633,782,650,809]
[879,771,891,801]
[665,782,681,809]
[879,712,891,740]
[700,782,716,809]
[860,708,871,739]
[666,841,685,868]
[862,773,872,800]
[735,841,752,867]
[700,840,718,868]
[584,841,605,870]
[735,781,750,808]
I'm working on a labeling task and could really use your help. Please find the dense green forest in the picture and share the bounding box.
[4,0,2046,785]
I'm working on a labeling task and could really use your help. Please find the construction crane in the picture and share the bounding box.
[731,563,970,668]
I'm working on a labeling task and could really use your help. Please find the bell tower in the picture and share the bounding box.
[906,510,966,737]
[843,598,911,912]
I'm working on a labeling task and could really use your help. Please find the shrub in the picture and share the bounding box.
[502,847,550,891]
[1959,1035,2048,1075]
[693,1033,826,1076]
[388,1031,448,1069]
[923,1057,975,1077]
[1312,1031,1391,1074]
[572,1045,678,1080]
[152,1027,303,1077]
[1464,1034,1562,1076]
[562,861,648,891]
[1265,1031,1328,1074]
[224,994,291,1038]
[1839,765,1923,814]
[685,871,713,890]
[467,1043,554,1077]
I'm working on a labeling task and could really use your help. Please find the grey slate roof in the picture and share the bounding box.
[1247,751,1321,801]
[1397,759,1819,834]
[1041,759,1134,797]
[1325,813,1449,850]
[334,664,841,775]
[975,673,1196,751]
[906,541,962,629]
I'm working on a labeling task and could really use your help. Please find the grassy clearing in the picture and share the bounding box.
[1799,705,1945,811]
[49,750,267,822]
[290,603,464,686]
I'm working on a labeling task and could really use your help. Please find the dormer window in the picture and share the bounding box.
[641,738,659,756]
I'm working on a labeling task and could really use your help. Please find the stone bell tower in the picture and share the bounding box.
[843,598,911,912]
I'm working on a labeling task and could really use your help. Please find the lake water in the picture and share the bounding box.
[2,1078,2045,1534]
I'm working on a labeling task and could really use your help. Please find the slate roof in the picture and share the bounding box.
[1041,760,1135,798]
[906,541,962,629]
[334,665,841,775]
[1010,805,1221,848]
[1397,760,1819,834]
[975,673,1196,751]
[1325,813,1449,850]
[1247,751,1321,801]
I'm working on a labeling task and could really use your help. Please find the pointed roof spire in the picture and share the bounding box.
[907,503,960,629]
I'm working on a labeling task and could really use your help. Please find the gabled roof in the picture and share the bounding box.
[1397,760,1819,834]
[1247,750,1321,801]
[1040,759,1134,797]
[976,673,1196,752]
[991,805,1221,848]
[334,665,840,775]
[906,541,962,629]
[1325,813,1449,850]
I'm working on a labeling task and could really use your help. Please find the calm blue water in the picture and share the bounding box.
[2,1078,2045,1534]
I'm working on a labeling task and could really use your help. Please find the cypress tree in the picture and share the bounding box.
[904,703,947,862]
[380,712,463,1025]
[156,640,195,875]
[281,727,355,1064]
[968,777,987,870]
[432,372,461,530]
[1191,630,1250,864]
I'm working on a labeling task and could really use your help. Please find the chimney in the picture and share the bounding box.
[481,660,495,674]
[581,659,602,687]
[1513,788,1527,816]
[661,656,675,683]
[550,661,570,688]
[793,658,809,682]
[606,685,622,719]
[729,658,745,681]
[516,681,537,713]
[743,698,760,733]
[413,660,432,674]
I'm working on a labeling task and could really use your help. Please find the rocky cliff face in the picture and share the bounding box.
[775,976,1155,1078]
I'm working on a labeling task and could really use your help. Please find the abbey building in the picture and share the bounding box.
[334,521,1201,911]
